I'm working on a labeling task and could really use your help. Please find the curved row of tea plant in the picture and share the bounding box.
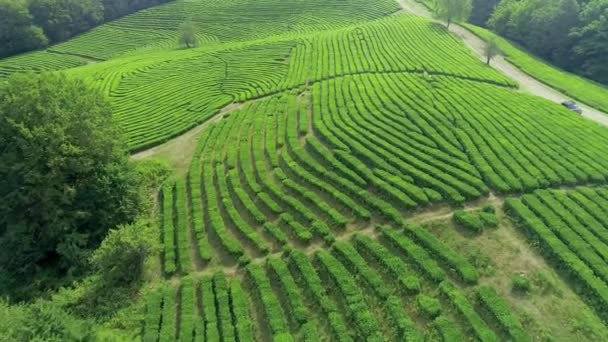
[145,230,526,340]
[506,187,608,322]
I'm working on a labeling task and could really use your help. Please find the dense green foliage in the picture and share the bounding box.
[0,0,174,58]
[469,0,500,26]
[0,73,140,299]
[91,219,159,288]
[432,0,472,28]
[29,0,105,43]
[0,0,48,57]
[0,299,92,341]
[488,0,608,85]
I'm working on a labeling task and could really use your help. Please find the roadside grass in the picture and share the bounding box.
[464,24,608,114]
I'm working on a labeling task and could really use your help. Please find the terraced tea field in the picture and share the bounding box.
[3,0,608,340]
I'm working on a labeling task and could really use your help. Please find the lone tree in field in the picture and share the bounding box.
[0,73,140,300]
[433,0,472,29]
[179,21,198,48]
[484,37,501,65]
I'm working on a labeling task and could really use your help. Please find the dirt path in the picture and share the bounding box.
[396,0,608,127]
[131,102,243,174]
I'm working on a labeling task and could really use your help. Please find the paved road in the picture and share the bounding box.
[396,0,608,127]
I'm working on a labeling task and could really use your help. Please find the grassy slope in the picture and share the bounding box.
[464,24,608,114]
[426,209,608,341]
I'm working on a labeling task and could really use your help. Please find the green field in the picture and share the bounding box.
[3,0,608,340]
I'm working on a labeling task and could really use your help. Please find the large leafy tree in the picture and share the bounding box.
[433,0,472,28]
[0,73,140,300]
[178,21,198,48]
[0,0,48,58]
[29,0,104,42]
[488,0,580,64]
[468,0,500,26]
[570,0,608,84]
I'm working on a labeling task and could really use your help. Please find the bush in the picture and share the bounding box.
[480,212,499,227]
[416,294,441,318]
[91,219,160,288]
[512,274,531,294]
[482,204,496,214]
[453,210,484,233]
[0,299,92,341]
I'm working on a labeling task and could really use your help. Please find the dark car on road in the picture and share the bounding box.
[561,100,583,114]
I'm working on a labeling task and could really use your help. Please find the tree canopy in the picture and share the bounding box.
[0,0,48,58]
[0,0,174,59]
[469,0,500,26]
[0,73,141,300]
[29,0,105,42]
[570,0,608,84]
[488,0,608,85]
[433,0,473,28]
[178,21,198,48]
[484,37,501,65]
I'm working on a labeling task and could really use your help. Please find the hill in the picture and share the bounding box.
[2,0,608,340]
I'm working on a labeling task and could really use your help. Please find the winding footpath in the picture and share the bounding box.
[396,0,608,127]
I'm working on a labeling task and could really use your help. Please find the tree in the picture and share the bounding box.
[0,73,141,300]
[469,0,500,27]
[178,21,198,48]
[570,0,608,84]
[91,219,159,288]
[433,0,472,29]
[0,0,48,58]
[29,0,104,42]
[484,37,501,65]
[488,0,580,63]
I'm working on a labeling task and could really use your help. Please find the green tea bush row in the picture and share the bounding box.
[315,250,383,340]
[267,257,309,326]
[200,276,220,341]
[439,282,498,342]
[476,286,530,342]
[161,181,176,275]
[352,234,421,293]
[245,263,292,340]
[175,179,191,274]
[288,250,353,341]
[188,129,213,261]
[229,280,254,342]
[179,277,196,341]
[158,285,177,341]
[142,288,163,342]
[214,273,237,342]
[381,227,445,283]
[505,197,608,322]
[404,224,479,284]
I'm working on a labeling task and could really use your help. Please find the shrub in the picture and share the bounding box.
[479,212,499,228]
[91,219,160,288]
[512,274,531,294]
[416,295,441,318]
[482,204,496,214]
[453,210,484,233]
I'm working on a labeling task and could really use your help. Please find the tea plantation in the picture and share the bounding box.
[2,0,608,340]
